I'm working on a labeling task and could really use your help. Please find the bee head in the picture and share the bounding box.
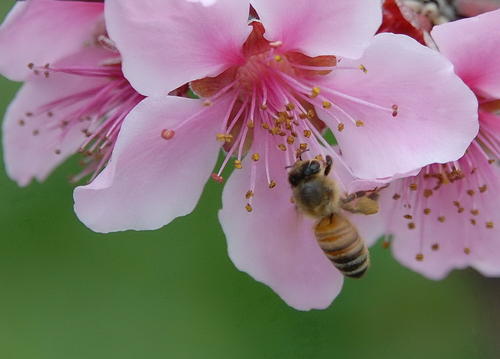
[288,160,322,187]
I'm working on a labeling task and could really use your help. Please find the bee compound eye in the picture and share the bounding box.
[305,161,321,175]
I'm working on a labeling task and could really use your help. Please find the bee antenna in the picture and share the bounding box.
[296,148,310,160]
[285,165,294,169]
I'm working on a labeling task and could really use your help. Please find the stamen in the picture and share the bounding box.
[310,87,321,98]
[211,173,224,183]
[161,129,175,140]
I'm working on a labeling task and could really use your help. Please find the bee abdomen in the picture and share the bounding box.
[314,215,370,279]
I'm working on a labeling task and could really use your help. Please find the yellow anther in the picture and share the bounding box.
[271,127,280,135]
[251,153,260,161]
[467,189,475,196]
[287,136,295,145]
[408,222,416,230]
[322,101,332,109]
[382,240,391,249]
[245,203,253,212]
[247,121,255,129]
[310,87,321,98]
[423,208,431,215]
[337,123,345,132]
[260,104,268,110]
[315,155,324,162]
[299,113,308,119]
[307,109,316,118]
[471,209,479,216]
[299,143,308,151]
[409,183,418,191]
[464,247,471,255]
[355,120,364,127]
[216,133,226,142]
[262,122,270,130]
[268,180,277,189]
[278,144,287,151]
[303,130,312,138]
[423,189,433,198]
[286,103,295,111]
[203,100,212,107]
[245,190,254,199]
[438,216,446,223]
[274,55,283,62]
[359,64,368,73]
[479,185,488,193]
[470,219,477,226]
[54,149,61,155]
[234,160,243,169]
[392,193,401,200]
[404,214,413,220]
[415,253,424,261]
[431,243,439,251]
[457,207,465,214]
[486,221,494,229]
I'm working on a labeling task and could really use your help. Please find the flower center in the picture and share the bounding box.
[163,21,400,213]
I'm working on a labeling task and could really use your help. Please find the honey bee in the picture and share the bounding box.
[288,155,381,278]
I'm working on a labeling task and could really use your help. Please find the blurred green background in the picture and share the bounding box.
[0,2,498,359]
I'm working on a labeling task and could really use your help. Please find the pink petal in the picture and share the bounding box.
[2,48,110,186]
[250,0,381,58]
[73,96,229,233]
[317,33,478,179]
[0,0,104,81]
[218,144,343,310]
[104,0,251,96]
[431,9,500,99]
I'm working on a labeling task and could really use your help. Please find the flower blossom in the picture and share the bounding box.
[358,9,500,279]
[0,0,144,185]
[70,0,479,310]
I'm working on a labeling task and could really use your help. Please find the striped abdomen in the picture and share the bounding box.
[314,214,370,278]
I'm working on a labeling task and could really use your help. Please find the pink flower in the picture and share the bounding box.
[73,0,478,309]
[355,9,500,280]
[1,0,144,186]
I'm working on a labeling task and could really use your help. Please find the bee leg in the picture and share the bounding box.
[324,155,333,176]
[329,213,334,224]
